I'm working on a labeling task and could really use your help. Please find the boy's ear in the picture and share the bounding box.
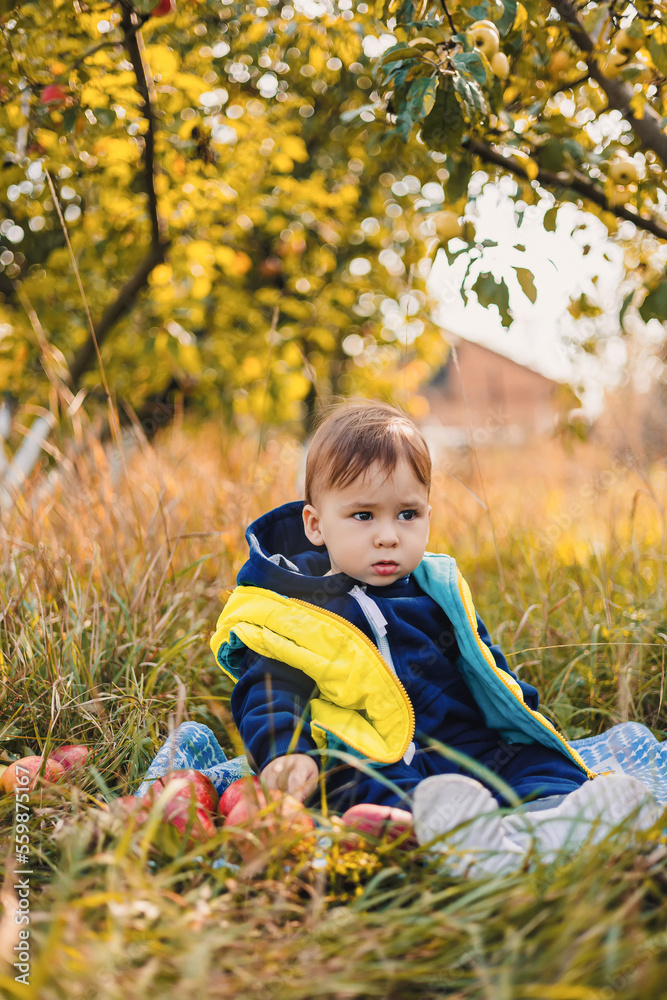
[302,504,324,546]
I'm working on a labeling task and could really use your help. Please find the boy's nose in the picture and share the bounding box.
[374,523,399,546]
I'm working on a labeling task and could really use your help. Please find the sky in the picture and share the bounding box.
[426,174,645,418]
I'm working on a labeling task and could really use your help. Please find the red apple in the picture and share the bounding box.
[112,795,152,820]
[40,84,67,106]
[145,769,219,818]
[223,789,315,862]
[150,0,174,15]
[1,756,65,793]
[48,745,89,773]
[164,798,218,845]
[218,775,263,818]
[339,804,416,851]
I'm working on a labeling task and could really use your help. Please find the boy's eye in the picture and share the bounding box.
[352,510,419,521]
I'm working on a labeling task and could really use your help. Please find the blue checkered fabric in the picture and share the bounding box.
[135,721,251,798]
[571,722,667,805]
[135,720,667,806]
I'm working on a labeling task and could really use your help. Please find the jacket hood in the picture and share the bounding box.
[237,500,361,601]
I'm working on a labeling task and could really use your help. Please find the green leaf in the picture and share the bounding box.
[446,154,473,202]
[649,36,667,76]
[639,280,667,324]
[568,292,602,319]
[94,107,116,128]
[407,75,438,122]
[395,0,415,23]
[453,73,487,126]
[62,108,79,133]
[420,78,465,154]
[543,206,558,232]
[452,51,487,86]
[472,271,513,327]
[497,0,518,36]
[380,44,417,66]
[619,290,635,331]
[468,5,488,20]
[539,138,565,173]
[513,266,537,304]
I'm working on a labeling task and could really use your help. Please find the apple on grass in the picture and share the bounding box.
[49,744,89,773]
[1,756,65,793]
[338,804,417,851]
[218,775,264,818]
[223,789,315,864]
[145,768,219,818]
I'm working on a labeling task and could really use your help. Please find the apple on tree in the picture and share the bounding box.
[491,52,510,79]
[468,20,500,60]
[614,28,643,58]
[601,49,629,78]
[609,153,641,186]
[150,0,175,16]
[40,84,68,106]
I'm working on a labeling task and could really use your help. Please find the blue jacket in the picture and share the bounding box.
[212,502,593,792]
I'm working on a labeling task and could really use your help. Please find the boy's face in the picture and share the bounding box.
[302,457,431,586]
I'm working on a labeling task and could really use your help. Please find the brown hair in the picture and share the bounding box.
[304,400,431,506]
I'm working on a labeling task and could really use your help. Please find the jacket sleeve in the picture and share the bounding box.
[229,648,320,773]
[476,613,540,710]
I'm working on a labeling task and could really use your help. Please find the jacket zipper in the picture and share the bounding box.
[290,596,417,756]
[456,572,596,779]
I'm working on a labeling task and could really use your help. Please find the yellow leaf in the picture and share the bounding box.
[191,275,212,298]
[245,21,267,44]
[6,102,26,128]
[273,153,294,173]
[186,240,215,265]
[93,137,140,163]
[232,251,252,275]
[173,72,208,101]
[80,84,109,107]
[149,264,173,286]
[146,44,180,84]
[281,136,309,162]
[33,128,57,149]
[513,3,528,32]
[629,91,644,119]
[242,356,263,379]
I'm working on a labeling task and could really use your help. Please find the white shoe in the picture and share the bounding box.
[505,775,662,863]
[412,774,525,877]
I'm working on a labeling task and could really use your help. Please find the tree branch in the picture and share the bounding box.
[464,137,667,240]
[439,0,456,35]
[68,241,168,387]
[120,2,166,248]
[67,3,170,391]
[548,0,667,169]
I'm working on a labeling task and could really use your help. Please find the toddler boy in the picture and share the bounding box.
[212,401,659,873]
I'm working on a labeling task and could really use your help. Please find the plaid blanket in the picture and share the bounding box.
[135,720,667,806]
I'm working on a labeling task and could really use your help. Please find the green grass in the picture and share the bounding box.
[1,424,667,999]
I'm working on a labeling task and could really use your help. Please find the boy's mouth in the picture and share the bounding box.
[372,561,399,575]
